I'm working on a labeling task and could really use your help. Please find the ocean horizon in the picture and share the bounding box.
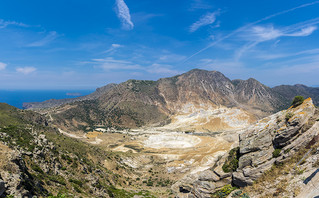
[0,90,94,109]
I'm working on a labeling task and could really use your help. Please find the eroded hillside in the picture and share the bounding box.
[0,103,161,197]
[43,69,289,133]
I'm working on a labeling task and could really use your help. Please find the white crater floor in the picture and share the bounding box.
[143,133,202,149]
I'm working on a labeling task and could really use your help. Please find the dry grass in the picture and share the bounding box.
[0,143,10,168]
[86,131,103,138]
[244,146,309,198]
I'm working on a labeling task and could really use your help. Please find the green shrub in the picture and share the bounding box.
[48,175,66,185]
[291,96,304,108]
[222,147,240,173]
[72,184,82,193]
[284,148,291,154]
[48,193,70,198]
[272,149,281,158]
[31,164,44,174]
[212,184,237,198]
[231,190,250,198]
[285,113,294,122]
[69,178,83,187]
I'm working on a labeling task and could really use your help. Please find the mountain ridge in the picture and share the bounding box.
[40,69,300,132]
[24,69,319,111]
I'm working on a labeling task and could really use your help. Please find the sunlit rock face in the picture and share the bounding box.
[234,98,317,186]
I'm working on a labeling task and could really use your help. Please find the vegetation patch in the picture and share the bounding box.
[68,178,83,187]
[272,149,282,158]
[222,147,240,173]
[285,113,294,122]
[48,175,67,186]
[231,190,250,198]
[31,164,44,174]
[211,184,238,198]
[291,96,305,108]
[0,125,36,152]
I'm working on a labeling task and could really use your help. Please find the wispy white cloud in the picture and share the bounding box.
[0,19,28,29]
[131,12,163,24]
[27,31,59,47]
[184,1,319,62]
[287,26,317,37]
[16,67,37,74]
[92,57,142,70]
[85,55,182,76]
[146,63,181,75]
[190,11,220,32]
[189,0,213,11]
[256,48,319,60]
[235,23,318,59]
[248,25,282,41]
[104,43,123,54]
[0,62,7,70]
[245,24,317,42]
[158,54,187,63]
[115,0,134,30]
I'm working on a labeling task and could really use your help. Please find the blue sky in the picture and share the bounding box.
[0,0,319,89]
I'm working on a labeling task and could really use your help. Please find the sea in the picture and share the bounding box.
[0,90,94,109]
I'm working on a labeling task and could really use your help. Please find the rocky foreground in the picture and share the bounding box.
[173,98,319,198]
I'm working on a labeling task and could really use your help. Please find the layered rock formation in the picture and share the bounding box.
[173,98,319,197]
[234,98,317,187]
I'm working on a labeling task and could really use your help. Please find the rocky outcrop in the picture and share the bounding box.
[172,152,233,198]
[0,142,36,197]
[173,98,319,197]
[234,98,317,187]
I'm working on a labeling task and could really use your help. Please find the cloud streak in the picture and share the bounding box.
[235,20,319,59]
[190,11,219,32]
[27,31,59,47]
[92,57,142,70]
[190,0,213,11]
[16,67,37,74]
[86,55,182,76]
[0,19,28,29]
[104,44,123,54]
[183,1,319,62]
[245,20,319,42]
[115,0,134,30]
[146,63,181,75]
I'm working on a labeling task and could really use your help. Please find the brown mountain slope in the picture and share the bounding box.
[273,84,319,106]
[48,69,289,132]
